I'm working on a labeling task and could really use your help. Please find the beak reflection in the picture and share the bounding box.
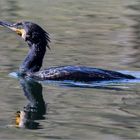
[14,78,47,129]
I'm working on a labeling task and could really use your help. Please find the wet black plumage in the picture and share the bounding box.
[0,21,135,81]
[18,22,50,73]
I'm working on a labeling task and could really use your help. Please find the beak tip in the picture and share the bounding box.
[0,21,13,28]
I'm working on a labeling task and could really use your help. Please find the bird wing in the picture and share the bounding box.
[29,66,134,81]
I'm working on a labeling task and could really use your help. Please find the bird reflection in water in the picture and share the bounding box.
[15,78,47,129]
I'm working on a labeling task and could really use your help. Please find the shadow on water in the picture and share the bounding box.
[14,78,47,129]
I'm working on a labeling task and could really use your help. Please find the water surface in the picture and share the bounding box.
[0,0,140,140]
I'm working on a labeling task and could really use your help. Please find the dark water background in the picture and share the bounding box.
[0,0,140,139]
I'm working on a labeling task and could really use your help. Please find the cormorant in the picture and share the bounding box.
[0,21,135,82]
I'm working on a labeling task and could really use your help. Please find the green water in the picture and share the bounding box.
[0,0,140,139]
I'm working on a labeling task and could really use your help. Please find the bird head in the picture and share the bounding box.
[0,21,50,48]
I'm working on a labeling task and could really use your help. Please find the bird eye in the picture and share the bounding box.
[18,25,23,29]
[17,24,23,29]
[14,22,23,29]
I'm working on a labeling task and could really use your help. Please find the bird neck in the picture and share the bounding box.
[20,42,46,73]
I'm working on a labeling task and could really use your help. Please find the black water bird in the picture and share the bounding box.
[0,21,135,82]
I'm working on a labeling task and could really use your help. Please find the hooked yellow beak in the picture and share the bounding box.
[10,27,26,38]
[0,21,26,39]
